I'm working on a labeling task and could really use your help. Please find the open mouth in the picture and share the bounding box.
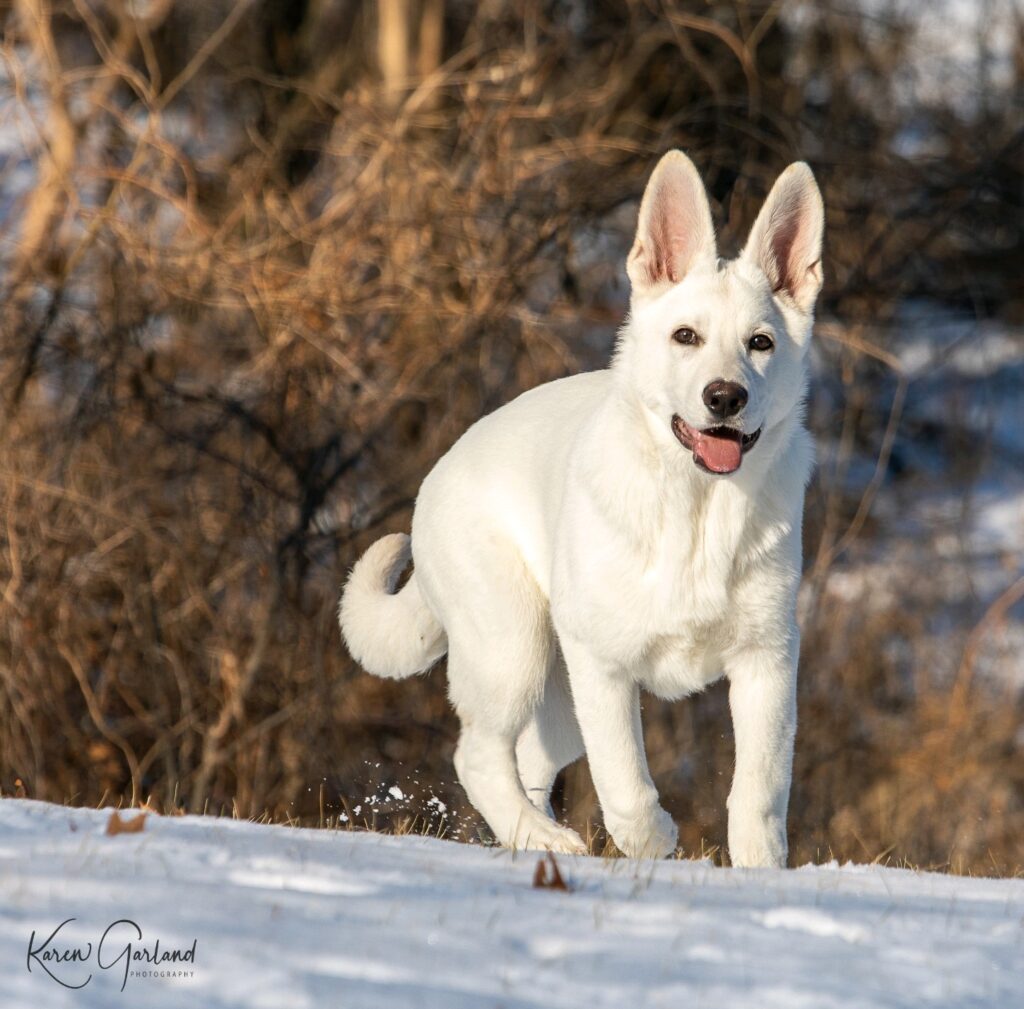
[671,415,761,474]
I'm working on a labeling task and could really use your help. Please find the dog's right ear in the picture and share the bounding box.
[627,150,717,299]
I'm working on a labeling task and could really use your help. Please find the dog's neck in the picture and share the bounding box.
[571,376,805,570]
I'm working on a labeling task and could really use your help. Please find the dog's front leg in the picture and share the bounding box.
[724,641,798,868]
[560,635,677,859]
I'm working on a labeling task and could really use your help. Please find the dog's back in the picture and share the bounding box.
[413,369,611,601]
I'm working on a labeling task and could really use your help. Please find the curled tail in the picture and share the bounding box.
[338,533,447,679]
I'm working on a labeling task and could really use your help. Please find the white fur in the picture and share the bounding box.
[339,151,824,865]
[338,533,447,679]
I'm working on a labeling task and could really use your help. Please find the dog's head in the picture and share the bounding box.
[616,151,824,475]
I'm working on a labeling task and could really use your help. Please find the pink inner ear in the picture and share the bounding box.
[770,216,800,293]
[628,152,716,294]
[763,190,820,299]
[650,190,680,283]
[648,187,705,285]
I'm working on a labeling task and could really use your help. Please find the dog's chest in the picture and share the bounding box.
[630,527,743,690]
[556,489,756,663]
[553,429,798,690]
[639,626,730,698]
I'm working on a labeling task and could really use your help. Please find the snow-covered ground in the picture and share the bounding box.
[1,800,1021,1008]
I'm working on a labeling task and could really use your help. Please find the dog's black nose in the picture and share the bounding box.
[702,380,748,419]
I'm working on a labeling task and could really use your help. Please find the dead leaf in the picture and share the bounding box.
[105,811,147,836]
[532,852,570,892]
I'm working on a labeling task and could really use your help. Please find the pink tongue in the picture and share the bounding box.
[694,432,742,473]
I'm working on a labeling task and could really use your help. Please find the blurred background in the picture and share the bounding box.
[0,0,1021,872]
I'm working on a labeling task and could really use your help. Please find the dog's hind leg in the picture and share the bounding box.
[516,660,584,819]
[454,719,585,854]
[444,558,586,855]
[450,643,587,854]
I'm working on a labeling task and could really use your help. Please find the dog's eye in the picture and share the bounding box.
[672,327,699,346]
[748,333,774,352]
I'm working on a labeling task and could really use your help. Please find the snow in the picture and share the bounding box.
[1,799,1022,1008]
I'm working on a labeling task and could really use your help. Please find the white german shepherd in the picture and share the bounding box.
[340,151,823,866]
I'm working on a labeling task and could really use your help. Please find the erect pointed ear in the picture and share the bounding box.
[742,162,824,314]
[626,150,717,298]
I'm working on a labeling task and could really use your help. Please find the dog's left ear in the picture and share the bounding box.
[742,163,824,314]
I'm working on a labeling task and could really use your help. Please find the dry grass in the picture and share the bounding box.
[0,1,1021,875]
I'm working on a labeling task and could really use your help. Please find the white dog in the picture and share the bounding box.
[340,151,823,866]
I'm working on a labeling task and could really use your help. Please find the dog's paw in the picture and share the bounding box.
[513,819,588,856]
[727,815,787,868]
[607,805,678,859]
